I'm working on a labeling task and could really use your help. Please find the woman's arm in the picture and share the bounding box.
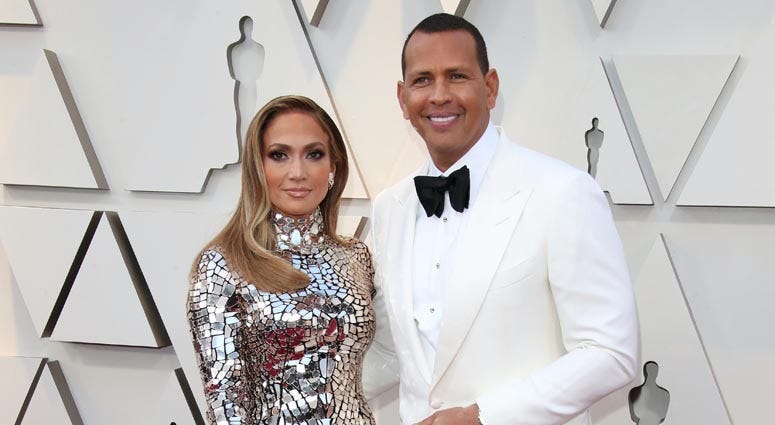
[188,249,255,425]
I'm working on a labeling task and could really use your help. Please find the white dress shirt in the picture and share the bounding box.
[411,123,499,378]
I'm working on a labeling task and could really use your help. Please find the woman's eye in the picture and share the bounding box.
[308,150,325,160]
[268,151,287,160]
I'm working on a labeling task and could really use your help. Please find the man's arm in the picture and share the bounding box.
[362,199,401,399]
[474,172,639,425]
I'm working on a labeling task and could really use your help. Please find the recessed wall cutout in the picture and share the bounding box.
[585,117,604,178]
[227,16,265,161]
[629,361,670,425]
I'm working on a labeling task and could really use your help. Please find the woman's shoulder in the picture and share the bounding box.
[191,246,239,284]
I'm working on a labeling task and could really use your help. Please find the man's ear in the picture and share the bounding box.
[485,69,499,110]
[397,80,409,120]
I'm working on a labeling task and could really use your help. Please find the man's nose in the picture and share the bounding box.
[429,80,451,104]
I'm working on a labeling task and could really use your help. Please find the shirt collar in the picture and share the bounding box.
[425,122,498,205]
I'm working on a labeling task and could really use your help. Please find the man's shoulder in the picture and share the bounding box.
[499,136,588,186]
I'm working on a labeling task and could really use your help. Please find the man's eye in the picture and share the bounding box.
[413,77,430,85]
[451,73,466,80]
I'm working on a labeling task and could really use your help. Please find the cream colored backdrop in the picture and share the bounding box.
[1,1,774,424]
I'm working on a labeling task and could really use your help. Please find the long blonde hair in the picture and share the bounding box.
[197,95,350,292]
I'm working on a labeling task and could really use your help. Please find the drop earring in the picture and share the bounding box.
[328,172,334,189]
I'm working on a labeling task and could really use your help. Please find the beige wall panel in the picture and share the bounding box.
[20,361,82,425]
[0,0,39,25]
[592,236,730,424]
[0,206,94,337]
[121,210,231,416]
[679,18,775,206]
[0,356,45,425]
[0,51,105,189]
[113,1,367,198]
[147,369,204,425]
[613,55,738,200]
[49,214,162,347]
[560,59,651,204]
[588,0,617,27]
[665,224,775,424]
[299,0,329,27]
[440,0,471,16]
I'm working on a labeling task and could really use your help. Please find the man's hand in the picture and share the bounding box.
[416,404,481,425]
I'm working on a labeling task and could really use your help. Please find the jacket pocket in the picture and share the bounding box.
[489,255,539,290]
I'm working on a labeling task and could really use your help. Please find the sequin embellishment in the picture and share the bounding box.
[188,209,376,424]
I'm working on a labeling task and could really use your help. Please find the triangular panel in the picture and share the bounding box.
[122,1,367,198]
[0,207,97,337]
[50,213,168,347]
[0,50,107,189]
[300,0,329,27]
[338,216,367,239]
[591,236,730,424]
[0,356,45,425]
[588,0,617,28]
[147,369,205,425]
[20,361,83,425]
[0,0,40,25]
[679,21,775,206]
[613,55,738,200]
[440,0,471,16]
[665,224,775,424]
[562,59,652,204]
[121,210,231,417]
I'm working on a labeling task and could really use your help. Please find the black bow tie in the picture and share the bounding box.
[414,166,470,218]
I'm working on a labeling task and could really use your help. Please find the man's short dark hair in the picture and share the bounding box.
[401,13,490,78]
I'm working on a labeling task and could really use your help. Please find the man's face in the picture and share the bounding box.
[398,30,498,171]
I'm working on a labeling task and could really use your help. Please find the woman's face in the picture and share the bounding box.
[262,111,333,219]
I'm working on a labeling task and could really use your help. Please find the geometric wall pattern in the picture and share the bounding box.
[0,50,107,190]
[561,58,652,204]
[0,356,45,425]
[587,0,618,27]
[613,54,739,201]
[665,225,775,424]
[20,361,83,425]
[440,0,471,17]
[120,1,368,198]
[49,212,169,347]
[1,1,774,424]
[679,18,775,207]
[592,235,730,424]
[0,206,96,337]
[299,0,329,27]
[0,0,41,25]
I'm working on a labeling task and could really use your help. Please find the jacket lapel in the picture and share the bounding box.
[382,171,434,384]
[431,133,533,388]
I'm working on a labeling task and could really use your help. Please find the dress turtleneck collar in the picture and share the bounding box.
[271,208,325,254]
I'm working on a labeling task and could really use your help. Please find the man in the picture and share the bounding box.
[366,13,638,425]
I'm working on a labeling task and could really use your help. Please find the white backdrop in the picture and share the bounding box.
[1,0,774,424]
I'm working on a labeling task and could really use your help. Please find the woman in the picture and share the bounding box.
[187,95,376,424]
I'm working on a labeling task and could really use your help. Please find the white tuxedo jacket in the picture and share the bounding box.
[364,129,639,425]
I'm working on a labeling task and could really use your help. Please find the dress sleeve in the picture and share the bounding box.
[187,249,255,425]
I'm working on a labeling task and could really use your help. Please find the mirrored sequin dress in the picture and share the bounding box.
[188,210,376,425]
